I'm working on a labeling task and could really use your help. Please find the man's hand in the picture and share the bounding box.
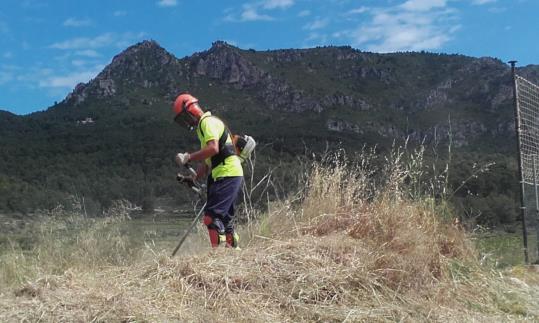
[176,173,195,184]
[175,152,190,166]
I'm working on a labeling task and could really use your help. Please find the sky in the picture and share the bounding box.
[0,0,537,115]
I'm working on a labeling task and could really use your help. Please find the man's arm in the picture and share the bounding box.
[178,140,218,179]
[188,139,219,162]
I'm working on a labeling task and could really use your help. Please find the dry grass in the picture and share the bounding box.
[1,155,539,322]
[0,201,142,288]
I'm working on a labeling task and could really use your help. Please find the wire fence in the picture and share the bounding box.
[515,74,539,264]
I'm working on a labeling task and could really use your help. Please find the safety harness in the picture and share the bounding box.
[197,115,236,169]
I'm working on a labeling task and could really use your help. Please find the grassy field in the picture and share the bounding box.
[0,210,194,257]
[1,156,538,322]
[1,214,531,270]
[473,232,527,267]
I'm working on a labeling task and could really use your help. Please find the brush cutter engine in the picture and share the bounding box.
[233,134,256,162]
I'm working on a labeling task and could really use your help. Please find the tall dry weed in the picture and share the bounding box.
[0,201,140,287]
[294,148,474,292]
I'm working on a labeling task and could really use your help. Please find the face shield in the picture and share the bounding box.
[174,111,197,131]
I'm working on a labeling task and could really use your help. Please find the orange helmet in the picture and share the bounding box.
[173,93,204,129]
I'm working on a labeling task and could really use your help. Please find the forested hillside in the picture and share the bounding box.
[0,40,533,226]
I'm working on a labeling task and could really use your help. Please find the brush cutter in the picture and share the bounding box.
[171,164,206,257]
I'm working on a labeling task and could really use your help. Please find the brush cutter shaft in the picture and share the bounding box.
[171,201,207,257]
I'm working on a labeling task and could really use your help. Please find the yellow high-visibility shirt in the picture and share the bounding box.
[196,112,243,179]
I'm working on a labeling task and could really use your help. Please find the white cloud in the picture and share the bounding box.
[298,10,311,17]
[157,0,177,8]
[63,17,93,27]
[113,10,127,17]
[1,62,107,104]
[303,18,329,31]
[0,64,22,85]
[332,30,348,38]
[237,4,274,22]
[39,71,95,88]
[13,67,51,84]
[472,0,496,4]
[306,32,327,42]
[38,65,104,89]
[225,1,294,22]
[400,0,448,12]
[263,0,294,10]
[50,33,114,50]
[75,49,101,57]
[3,52,13,59]
[349,2,459,53]
[49,32,146,50]
[71,59,87,67]
[346,7,369,15]
[242,8,273,21]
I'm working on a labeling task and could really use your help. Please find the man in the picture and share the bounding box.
[173,92,243,248]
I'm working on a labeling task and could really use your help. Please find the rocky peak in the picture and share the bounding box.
[209,40,237,51]
[193,40,264,86]
[101,39,177,79]
[191,41,325,112]
[124,39,162,52]
[65,40,181,105]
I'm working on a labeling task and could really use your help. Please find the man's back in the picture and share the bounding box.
[196,111,243,180]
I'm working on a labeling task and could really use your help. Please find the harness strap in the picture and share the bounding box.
[198,115,236,168]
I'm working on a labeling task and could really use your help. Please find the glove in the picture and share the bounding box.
[175,152,190,166]
[176,173,194,184]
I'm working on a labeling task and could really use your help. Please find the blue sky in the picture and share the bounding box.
[0,0,537,115]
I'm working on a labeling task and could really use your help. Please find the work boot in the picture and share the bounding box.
[206,229,220,248]
[225,232,240,249]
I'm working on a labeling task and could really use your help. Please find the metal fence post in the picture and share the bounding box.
[533,155,539,262]
[510,60,529,264]
[534,156,539,262]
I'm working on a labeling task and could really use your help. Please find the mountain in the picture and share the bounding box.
[0,110,22,128]
[0,40,531,225]
[0,110,15,116]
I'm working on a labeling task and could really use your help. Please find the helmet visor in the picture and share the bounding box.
[174,112,196,130]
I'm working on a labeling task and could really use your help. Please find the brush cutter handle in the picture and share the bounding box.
[185,163,198,178]
[183,163,205,198]
[188,181,202,195]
